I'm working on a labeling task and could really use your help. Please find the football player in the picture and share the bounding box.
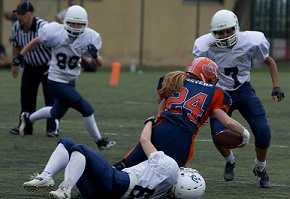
[22,121,205,199]
[16,5,115,149]
[192,9,285,187]
[114,58,250,174]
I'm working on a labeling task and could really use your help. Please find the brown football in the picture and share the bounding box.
[213,129,243,149]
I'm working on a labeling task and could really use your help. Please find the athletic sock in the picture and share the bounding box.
[30,106,52,122]
[83,114,102,141]
[225,151,236,164]
[255,158,266,171]
[63,151,86,192]
[40,143,69,178]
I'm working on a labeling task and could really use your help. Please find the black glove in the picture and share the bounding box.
[87,44,98,59]
[12,54,24,66]
[144,116,156,125]
[271,87,285,102]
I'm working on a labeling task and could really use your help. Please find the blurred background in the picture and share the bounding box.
[0,0,289,67]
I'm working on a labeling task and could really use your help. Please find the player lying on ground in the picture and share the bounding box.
[22,121,206,199]
[15,5,114,149]
[114,57,250,171]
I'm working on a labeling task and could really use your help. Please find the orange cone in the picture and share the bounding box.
[109,62,121,87]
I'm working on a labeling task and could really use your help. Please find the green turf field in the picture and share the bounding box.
[0,67,289,199]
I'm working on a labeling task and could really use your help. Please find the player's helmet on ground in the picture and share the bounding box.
[64,5,88,38]
[173,168,206,199]
[187,57,219,85]
[210,9,239,48]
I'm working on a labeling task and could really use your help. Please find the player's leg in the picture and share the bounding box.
[238,86,271,188]
[50,144,129,199]
[210,117,236,181]
[23,138,75,192]
[59,84,115,149]
[115,120,194,169]
[72,98,116,149]
[41,71,58,137]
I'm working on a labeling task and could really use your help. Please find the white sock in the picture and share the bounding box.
[40,143,69,178]
[225,151,235,164]
[29,106,52,122]
[63,151,86,192]
[83,114,102,141]
[255,158,266,171]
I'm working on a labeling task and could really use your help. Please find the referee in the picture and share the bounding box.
[9,1,56,137]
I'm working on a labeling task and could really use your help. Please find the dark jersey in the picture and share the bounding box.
[159,78,231,134]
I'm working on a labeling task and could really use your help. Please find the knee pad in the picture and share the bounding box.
[59,138,76,151]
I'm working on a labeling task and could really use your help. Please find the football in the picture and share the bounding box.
[213,129,243,149]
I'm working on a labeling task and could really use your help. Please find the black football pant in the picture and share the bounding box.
[20,64,55,132]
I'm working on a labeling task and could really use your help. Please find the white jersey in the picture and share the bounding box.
[192,31,270,91]
[121,151,179,199]
[38,22,102,83]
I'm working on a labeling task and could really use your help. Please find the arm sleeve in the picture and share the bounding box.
[38,22,58,47]
[89,31,102,51]
[192,43,208,57]
[253,32,270,62]
[138,151,179,189]
[208,87,232,114]
[192,35,212,58]
[10,22,19,48]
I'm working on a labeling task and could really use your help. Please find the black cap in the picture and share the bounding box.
[13,1,34,15]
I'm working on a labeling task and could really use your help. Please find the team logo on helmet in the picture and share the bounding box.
[187,57,219,84]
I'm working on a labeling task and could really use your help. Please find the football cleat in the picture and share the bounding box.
[224,162,235,181]
[49,182,71,199]
[23,173,55,192]
[19,112,33,136]
[9,127,19,135]
[47,119,60,137]
[253,167,271,188]
[96,137,116,150]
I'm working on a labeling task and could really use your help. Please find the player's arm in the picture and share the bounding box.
[11,46,21,78]
[264,56,285,102]
[85,44,103,67]
[139,121,157,157]
[210,88,250,145]
[20,37,41,56]
[211,108,250,146]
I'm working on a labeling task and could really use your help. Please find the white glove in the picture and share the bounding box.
[240,128,250,146]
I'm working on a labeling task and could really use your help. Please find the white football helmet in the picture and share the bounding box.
[173,168,206,199]
[210,9,239,48]
[64,5,88,38]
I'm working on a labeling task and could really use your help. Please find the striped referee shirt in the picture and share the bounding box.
[10,17,51,67]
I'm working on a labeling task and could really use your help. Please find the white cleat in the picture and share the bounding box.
[23,173,55,192]
[49,185,71,199]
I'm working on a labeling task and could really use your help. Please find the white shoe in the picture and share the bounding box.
[49,184,71,199]
[23,173,55,192]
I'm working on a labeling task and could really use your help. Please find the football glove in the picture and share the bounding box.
[144,116,156,125]
[271,86,285,102]
[87,44,98,59]
[12,54,24,66]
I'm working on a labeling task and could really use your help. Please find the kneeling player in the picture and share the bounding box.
[114,58,250,170]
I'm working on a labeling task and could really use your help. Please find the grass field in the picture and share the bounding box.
[0,67,289,199]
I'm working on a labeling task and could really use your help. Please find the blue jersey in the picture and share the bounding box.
[160,78,230,133]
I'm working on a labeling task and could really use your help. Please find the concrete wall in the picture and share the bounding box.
[2,0,234,66]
